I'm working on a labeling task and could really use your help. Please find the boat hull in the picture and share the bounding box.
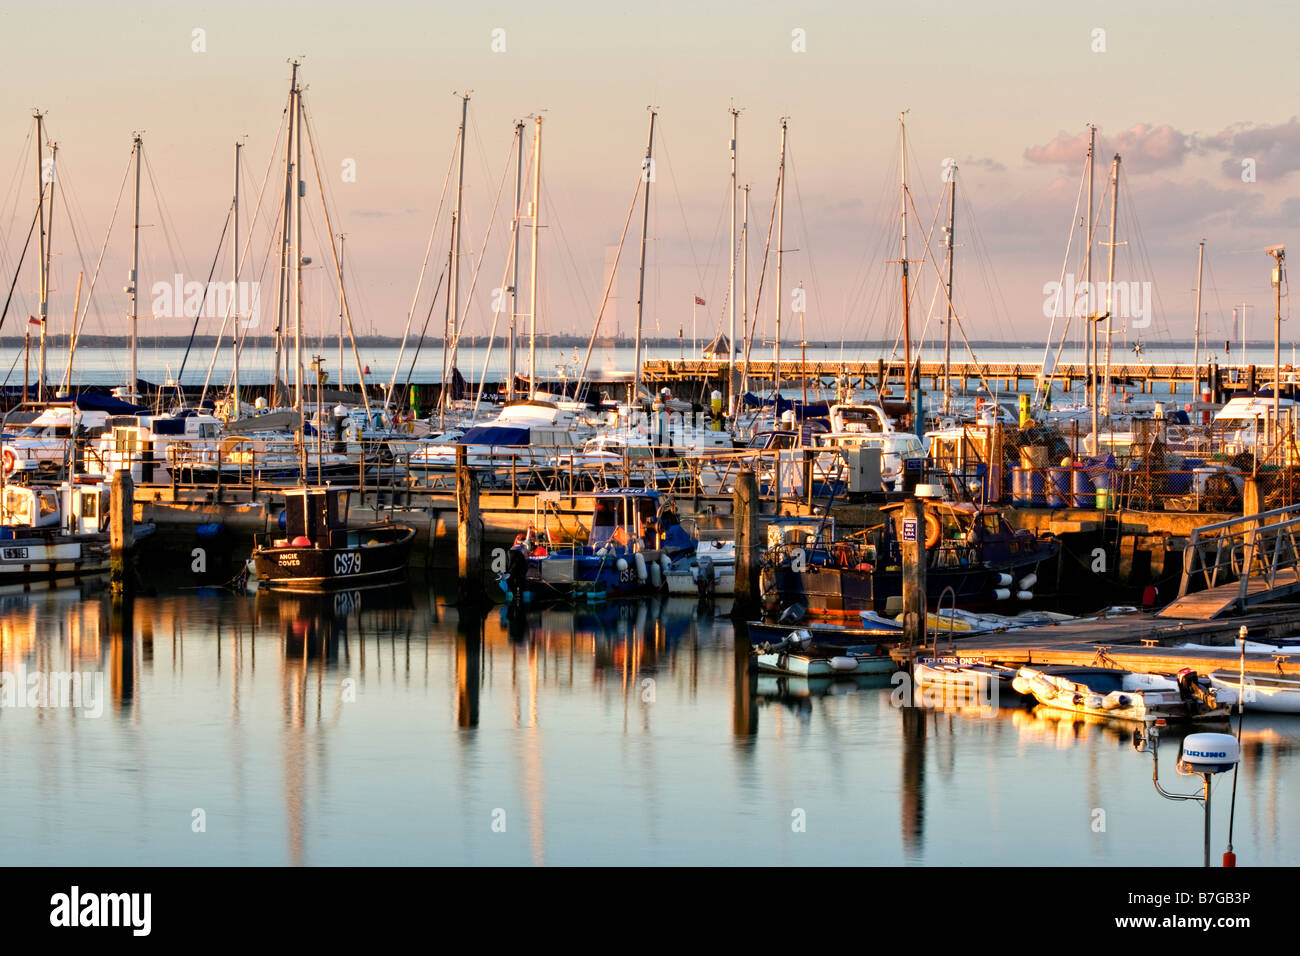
[252,523,415,591]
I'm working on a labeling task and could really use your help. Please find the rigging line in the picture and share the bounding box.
[386,134,461,404]
[470,224,517,414]
[197,123,289,406]
[299,96,371,416]
[1039,163,1089,400]
[577,171,644,388]
[785,144,828,329]
[445,129,514,406]
[740,171,782,393]
[59,150,132,390]
[655,125,709,295]
[905,184,994,396]
[402,268,447,399]
[173,205,233,395]
[0,125,35,260]
[0,184,45,340]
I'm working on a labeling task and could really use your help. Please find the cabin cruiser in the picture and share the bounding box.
[816,403,924,492]
[407,400,596,476]
[1,403,112,476]
[0,480,116,582]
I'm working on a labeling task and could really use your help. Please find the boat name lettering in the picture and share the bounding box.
[335,551,361,575]
[2,547,29,560]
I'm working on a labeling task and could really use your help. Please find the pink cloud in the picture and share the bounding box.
[1203,117,1300,179]
[1025,124,1192,171]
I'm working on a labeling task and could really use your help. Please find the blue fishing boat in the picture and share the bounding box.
[509,489,696,600]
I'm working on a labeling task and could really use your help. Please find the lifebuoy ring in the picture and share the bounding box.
[2,448,14,474]
[924,513,941,549]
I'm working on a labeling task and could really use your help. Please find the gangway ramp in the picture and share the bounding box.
[1160,503,1300,620]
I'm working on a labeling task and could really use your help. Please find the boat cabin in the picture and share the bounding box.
[583,490,691,553]
[0,481,106,536]
[281,487,351,549]
[90,410,223,483]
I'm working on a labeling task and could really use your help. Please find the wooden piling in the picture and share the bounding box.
[456,445,485,605]
[901,496,928,648]
[733,469,760,616]
[110,469,134,593]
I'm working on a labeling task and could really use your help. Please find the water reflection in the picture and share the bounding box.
[0,580,1297,866]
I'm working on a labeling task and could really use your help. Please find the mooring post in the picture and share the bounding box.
[110,469,134,593]
[902,495,928,650]
[456,444,484,605]
[733,468,760,617]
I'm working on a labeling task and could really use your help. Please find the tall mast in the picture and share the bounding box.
[899,112,911,404]
[1085,124,1096,445]
[337,234,345,394]
[509,120,523,401]
[272,61,298,409]
[1102,154,1121,413]
[445,92,470,409]
[728,107,739,411]
[231,140,241,420]
[527,117,542,399]
[1192,240,1204,402]
[633,108,656,404]
[129,133,142,399]
[943,162,957,414]
[292,67,304,414]
[740,183,750,402]
[36,115,51,402]
[774,118,787,400]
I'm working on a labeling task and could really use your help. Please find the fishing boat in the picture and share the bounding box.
[1013,665,1229,723]
[250,488,415,590]
[761,498,1059,619]
[1207,672,1300,713]
[510,489,696,599]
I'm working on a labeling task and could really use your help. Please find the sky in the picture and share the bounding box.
[1,0,1297,365]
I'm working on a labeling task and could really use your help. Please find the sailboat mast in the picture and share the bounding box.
[337,234,345,394]
[292,70,304,414]
[740,183,750,402]
[1102,154,1121,413]
[728,107,739,412]
[633,109,656,404]
[36,114,50,402]
[775,118,786,400]
[445,93,469,409]
[528,116,542,399]
[1193,240,1204,402]
[129,133,142,399]
[231,141,241,420]
[943,163,957,414]
[1085,124,1097,445]
[899,112,911,404]
[273,61,298,409]
[509,120,523,401]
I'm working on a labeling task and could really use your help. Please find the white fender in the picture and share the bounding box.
[1018,572,1038,590]
[616,558,629,572]
[830,656,859,672]
[993,588,1011,601]
[1016,590,1034,601]
[996,573,1014,587]
[648,562,663,589]
[634,551,648,583]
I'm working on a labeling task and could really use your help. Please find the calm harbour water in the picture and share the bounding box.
[1,579,1296,866]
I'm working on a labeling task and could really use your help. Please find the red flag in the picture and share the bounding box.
[694,296,705,306]
[28,316,41,326]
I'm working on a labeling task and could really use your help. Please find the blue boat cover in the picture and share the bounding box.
[459,425,531,446]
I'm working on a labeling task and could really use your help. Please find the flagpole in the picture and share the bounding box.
[692,295,697,357]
